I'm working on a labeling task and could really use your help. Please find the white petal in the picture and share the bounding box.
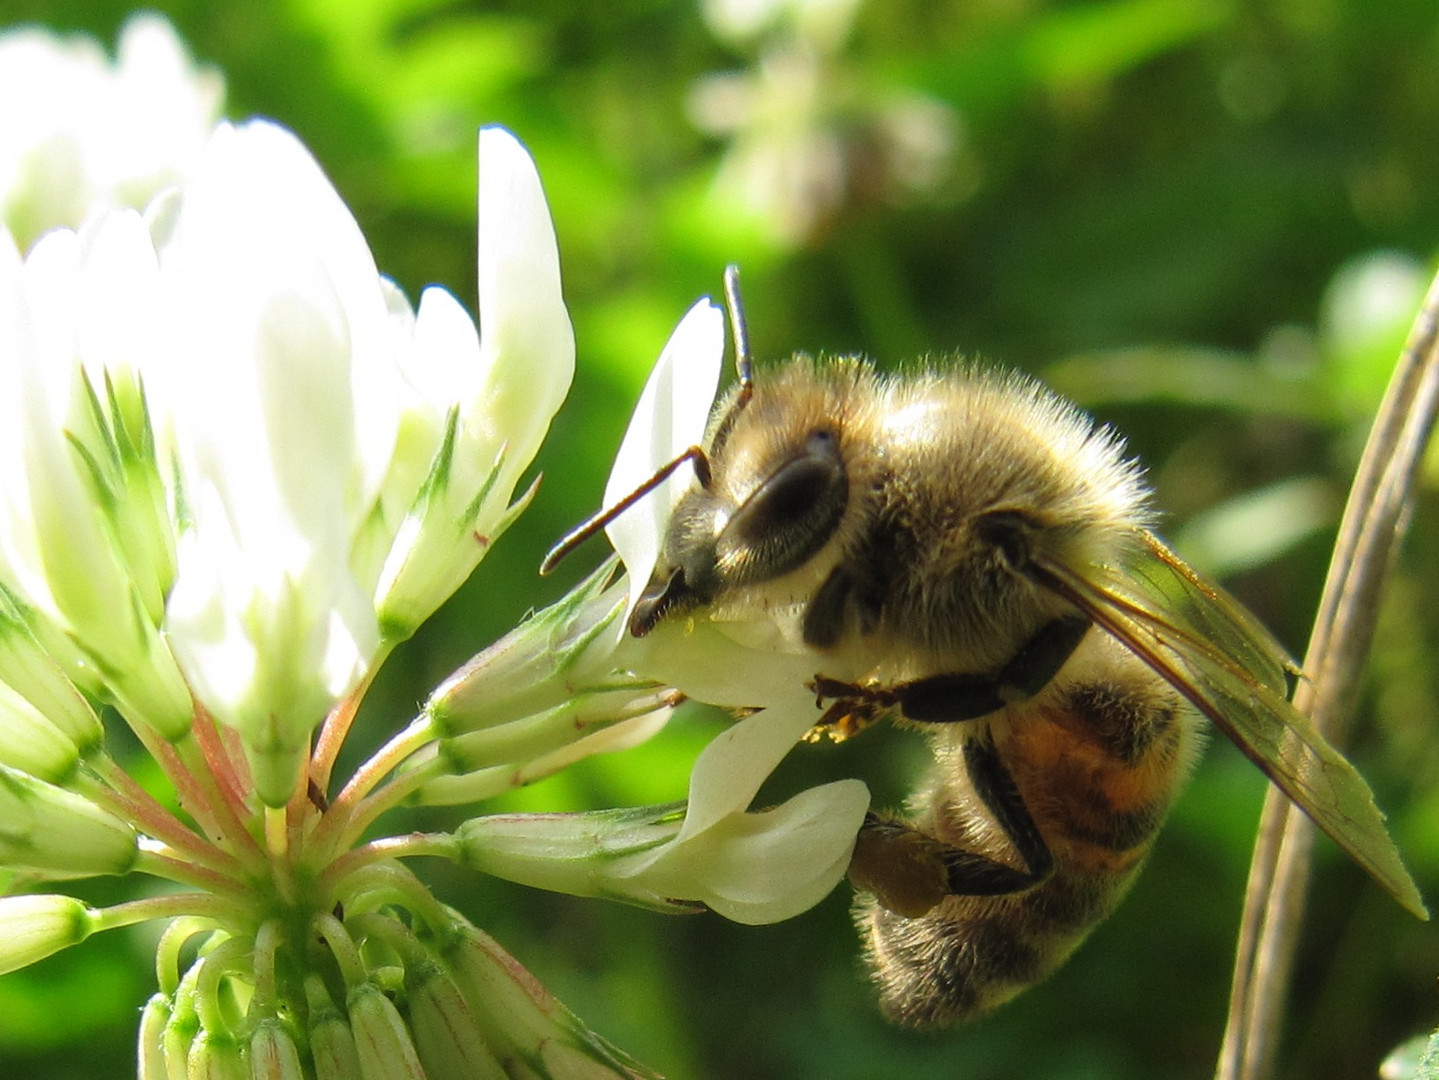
[677,694,824,840]
[153,122,393,799]
[681,779,869,924]
[405,284,482,412]
[614,614,820,709]
[0,17,221,247]
[604,299,725,622]
[371,129,576,631]
[471,126,574,485]
[0,225,141,657]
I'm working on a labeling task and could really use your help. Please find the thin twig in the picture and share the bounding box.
[1216,269,1439,1080]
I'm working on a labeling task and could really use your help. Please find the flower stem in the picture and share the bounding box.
[318,832,456,890]
[308,714,436,859]
[311,648,390,793]
[91,892,242,933]
[192,936,252,1036]
[343,910,425,965]
[250,920,282,1014]
[135,843,250,897]
[190,704,254,827]
[124,719,228,845]
[321,754,443,861]
[80,756,242,877]
[314,912,366,987]
[332,860,452,935]
[172,732,263,860]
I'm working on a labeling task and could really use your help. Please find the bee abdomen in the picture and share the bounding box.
[857,868,1126,1026]
[855,670,1200,1027]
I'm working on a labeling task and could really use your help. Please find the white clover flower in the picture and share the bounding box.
[604,697,867,924]
[599,296,830,707]
[602,298,726,629]
[598,295,873,911]
[151,119,412,803]
[456,698,868,924]
[0,31,868,1067]
[0,14,223,250]
[702,0,866,51]
[0,114,675,1078]
[372,126,576,635]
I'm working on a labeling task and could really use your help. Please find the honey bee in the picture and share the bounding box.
[546,269,1426,1027]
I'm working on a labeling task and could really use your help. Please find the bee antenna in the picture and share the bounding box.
[723,264,753,405]
[539,446,711,575]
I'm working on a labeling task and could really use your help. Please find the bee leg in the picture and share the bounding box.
[852,738,1052,915]
[946,736,1053,893]
[892,616,1090,722]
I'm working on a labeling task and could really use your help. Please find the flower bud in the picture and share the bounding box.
[404,959,507,1080]
[435,686,676,777]
[250,1019,305,1080]
[0,893,95,974]
[305,976,363,1080]
[137,992,170,1080]
[0,588,104,752]
[542,1038,656,1080]
[164,964,202,1076]
[187,1028,247,1080]
[440,923,654,1079]
[424,560,626,737]
[348,981,426,1080]
[414,710,672,807]
[453,804,693,914]
[0,678,81,783]
[0,765,139,877]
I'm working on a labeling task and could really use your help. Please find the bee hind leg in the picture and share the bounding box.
[852,737,1053,916]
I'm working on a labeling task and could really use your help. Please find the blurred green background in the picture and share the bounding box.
[4,0,1439,1077]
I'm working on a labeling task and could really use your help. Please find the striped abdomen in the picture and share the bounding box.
[857,661,1200,1026]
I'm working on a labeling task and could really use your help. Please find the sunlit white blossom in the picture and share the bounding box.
[0,78,864,1077]
[603,298,725,628]
[151,120,402,801]
[373,126,576,635]
[0,14,222,249]
[457,698,868,924]
[606,698,868,923]
[597,294,829,706]
[702,0,865,50]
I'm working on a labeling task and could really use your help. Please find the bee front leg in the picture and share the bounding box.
[852,737,1054,917]
[806,676,897,740]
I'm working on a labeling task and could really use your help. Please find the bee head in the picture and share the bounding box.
[629,361,864,637]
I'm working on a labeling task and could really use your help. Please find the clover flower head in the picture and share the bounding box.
[0,14,223,249]
[0,109,672,1077]
[0,23,871,1077]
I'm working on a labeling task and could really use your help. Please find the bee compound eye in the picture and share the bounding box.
[722,430,848,581]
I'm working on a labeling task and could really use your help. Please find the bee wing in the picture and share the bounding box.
[1029,529,1427,920]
